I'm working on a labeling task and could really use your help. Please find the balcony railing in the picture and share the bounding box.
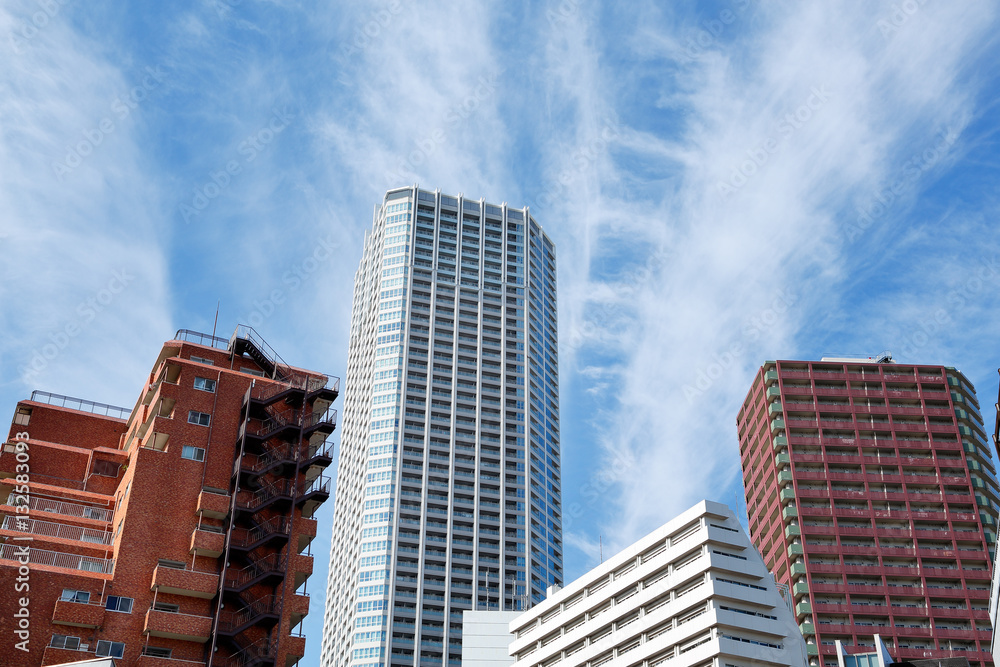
[224,554,287,590]
[2,515,112,544]
[303,407,338,430]
[219,637,276,667]
[29,390,130,420]
[174,328,230,349]
[8,495,113,522]
[229,516,290,550]
[217,594,279,633]
[0,543,113,573]
[235,479,294,512]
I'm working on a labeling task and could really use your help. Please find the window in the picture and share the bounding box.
[188,411,211,426]
[158,559,186,570]
[143,646,173,658]
[194,377,217,392]
[242,367,266,377]
[14,406,31,426]
[60,589,90,604]
[92,460,120,477]
[96,640,126,658]
[153,602,180,613]
[190,355,214,366]
[106,596,133,613]
[50,634,81,650]
[181,445,206,462]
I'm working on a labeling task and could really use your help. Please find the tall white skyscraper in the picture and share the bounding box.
[322,187,563,667]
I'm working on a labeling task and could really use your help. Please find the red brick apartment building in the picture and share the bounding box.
[738,358,998,667]
[0,326,338,667]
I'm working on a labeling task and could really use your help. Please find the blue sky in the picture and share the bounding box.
[3,0,1000,662]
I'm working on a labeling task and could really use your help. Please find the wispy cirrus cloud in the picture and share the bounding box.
[0,1,172,404]
[540,0,1000,566]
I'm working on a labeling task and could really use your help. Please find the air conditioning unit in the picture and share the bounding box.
[79,644,89,651]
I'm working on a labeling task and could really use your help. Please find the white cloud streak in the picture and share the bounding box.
[544,0,1000,566]
[0,1,172,406]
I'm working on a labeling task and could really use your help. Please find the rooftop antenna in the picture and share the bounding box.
[211,300,220,340]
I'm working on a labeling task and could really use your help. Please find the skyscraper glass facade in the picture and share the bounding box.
[322,186,562,667]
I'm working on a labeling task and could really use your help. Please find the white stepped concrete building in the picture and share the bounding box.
[506,501,808,667]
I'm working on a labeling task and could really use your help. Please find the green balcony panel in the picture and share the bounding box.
[799,622,815,637]
[780,488,797,503]
[795,601,812,616]
[786,525,802,539]
[807,645,819,656]
[788,544,804,557]
[778,470,794,484]
[772,434,788,450]
[790,562,807,577]
[766,385,782,399]
[782,505,798,521]
[775,453,791,466]
[770,418,786,433]
[764,369,779,384]
[768,402,784,416]
[793,581,810,596]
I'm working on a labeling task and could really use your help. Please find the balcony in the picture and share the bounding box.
[190,528,225,558]
[1,515,112,545]
[196,490,230,519]
[151,565,219,599]
[52,599,105,628]
[287,593,311,627]
[17,495,112,522]
[297,517,317,553]
[292,552,314,589]
[42,645,95,664]
[285,634,307,660]
[0,544,113,576]
[144,608,213,642]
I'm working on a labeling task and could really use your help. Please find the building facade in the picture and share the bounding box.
[834,634,971,667]
[0,326,338,666]
[461,610,521,667]
[738,359,998,666]
[321,187,562,667]
[989,368,1000,667]
[507,500,808,667]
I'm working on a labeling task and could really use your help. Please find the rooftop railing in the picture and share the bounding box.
[174,328,230,349]
[29,390,130,420]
